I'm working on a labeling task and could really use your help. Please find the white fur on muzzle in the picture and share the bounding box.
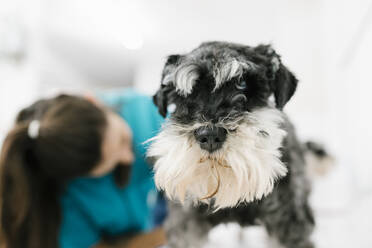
[147,107,288,209]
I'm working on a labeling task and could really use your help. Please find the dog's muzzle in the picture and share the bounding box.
[194,126,227,153]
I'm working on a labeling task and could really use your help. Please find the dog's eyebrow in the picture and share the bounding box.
[162,59,258,96]
[213,59,258,91]
[165,63,199,96]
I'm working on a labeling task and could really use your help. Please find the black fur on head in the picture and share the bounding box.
[149,42,315,248]
[153,41,298,119]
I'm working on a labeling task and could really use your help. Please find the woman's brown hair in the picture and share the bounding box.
[0,95,107,248]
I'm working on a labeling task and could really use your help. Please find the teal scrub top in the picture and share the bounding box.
[59,89,163,248]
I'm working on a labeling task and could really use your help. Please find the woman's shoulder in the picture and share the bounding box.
[99,88,164,142]
[60,175,130,232]
[59,174,154,243]
[61,174,124,218]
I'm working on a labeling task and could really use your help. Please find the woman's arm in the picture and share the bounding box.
[95,228,166,248]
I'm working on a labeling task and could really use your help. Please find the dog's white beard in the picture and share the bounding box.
[147,107,288,209]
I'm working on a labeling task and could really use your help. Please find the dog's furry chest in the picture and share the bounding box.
[180,121,309,227]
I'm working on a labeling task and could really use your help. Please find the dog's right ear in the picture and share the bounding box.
[153,55,181,117]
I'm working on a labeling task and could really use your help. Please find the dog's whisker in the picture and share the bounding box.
[198,156,232,168]
[199,157,207,163]
[200,163,221,200]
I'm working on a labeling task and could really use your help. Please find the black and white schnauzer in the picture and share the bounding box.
[148,41,315,248]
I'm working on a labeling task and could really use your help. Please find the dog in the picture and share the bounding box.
[148,41,315,248]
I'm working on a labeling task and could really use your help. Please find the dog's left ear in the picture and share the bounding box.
[254,45,298,109]
[153,55,181,117]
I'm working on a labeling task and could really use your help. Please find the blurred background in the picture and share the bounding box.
[0,0,371,247]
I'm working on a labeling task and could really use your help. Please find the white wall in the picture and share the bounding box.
[1,0,372,201]
[1,0,372,246]
[0,0,42,143]
[322,0,372,191]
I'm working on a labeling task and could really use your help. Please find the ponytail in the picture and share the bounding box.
[0,94,107,248]
[0,122,61,248]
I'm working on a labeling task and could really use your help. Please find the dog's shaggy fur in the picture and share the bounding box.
[148,41,315,248]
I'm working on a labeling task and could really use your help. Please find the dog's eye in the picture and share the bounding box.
[235,80,247,90]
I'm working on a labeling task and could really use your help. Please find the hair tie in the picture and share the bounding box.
[28,120,40,139]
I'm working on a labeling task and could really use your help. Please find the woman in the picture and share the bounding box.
[0,90,164,248]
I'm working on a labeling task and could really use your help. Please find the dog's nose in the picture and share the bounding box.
[194,126,227,153]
